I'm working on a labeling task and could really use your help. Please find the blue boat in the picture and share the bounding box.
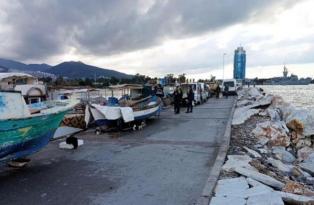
[0,91,75,161]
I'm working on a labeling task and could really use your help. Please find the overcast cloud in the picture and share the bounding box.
[0,0,313,78]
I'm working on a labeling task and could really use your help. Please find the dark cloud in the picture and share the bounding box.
[0,0,297,61]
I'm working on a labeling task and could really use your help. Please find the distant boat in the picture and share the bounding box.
[264,66,312,85]
[0,91,76,162]
[85,84,162,127]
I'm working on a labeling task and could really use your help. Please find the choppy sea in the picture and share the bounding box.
[260,84,314,110]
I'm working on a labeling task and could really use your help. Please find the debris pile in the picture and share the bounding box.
[211,87,314,205]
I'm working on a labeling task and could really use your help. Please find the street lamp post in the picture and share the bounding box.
[222,53,226,80]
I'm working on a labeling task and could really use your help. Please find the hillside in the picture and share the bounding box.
[47,61,132,79]
[0,58,50,71]
[0,65,9,72]
[0,58,132,79]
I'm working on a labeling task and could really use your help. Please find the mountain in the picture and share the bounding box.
[28,63,52,71]
[47,61,132,79]
[0,58,132,79]
[0,65,9,72]
[0,58,51,71]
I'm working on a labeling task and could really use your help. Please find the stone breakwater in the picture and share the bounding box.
[210,87,314,205]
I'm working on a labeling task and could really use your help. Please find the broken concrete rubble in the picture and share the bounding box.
[249,95,273,109]
[210,196,246,205]
[246,178,273,190]
[244,185,273,198]
[247,87,263,98]
[213,87,314,204]
[272,97,314,136]
[272,146,296,163]
[214,177,249,197]
[299,163,314,176]
[237,99,252,108]
[256,137,269,148]
[211,177,282,205]
[234,167,285,190]
[267,158,293,173]
[278,191,314,204]
[282,181,307,195]
[306,177,314,185]
[285,109,314,136]
[304,153,314,163]
[266,108,282,121]
[297,146,314,162]
[232,107,260,125]
[243,146,262,158]
[296,137,312,149]
[252,121,290,147]
[291,167,311,178]
[246,192,284,205]
[222,155,256,172]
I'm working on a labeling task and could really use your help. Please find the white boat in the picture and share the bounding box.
[85,84,162,127]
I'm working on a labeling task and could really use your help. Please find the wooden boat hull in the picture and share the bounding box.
[0,110,68,161]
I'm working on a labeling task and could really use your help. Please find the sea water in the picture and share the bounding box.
[261,85,314,110]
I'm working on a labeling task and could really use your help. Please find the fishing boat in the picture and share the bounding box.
[85,84,162,127]
[0,91,75,162]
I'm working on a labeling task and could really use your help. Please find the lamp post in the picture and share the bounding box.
[222,53,226,80]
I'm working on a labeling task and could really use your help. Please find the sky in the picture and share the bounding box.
[0,0,314,79]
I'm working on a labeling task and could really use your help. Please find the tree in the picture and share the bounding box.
[110,77,119,85]
[39,77,53,84]
[55,76,65,86]
[178,73,186,83]
[165,74,175,84]
[132,73,146,84]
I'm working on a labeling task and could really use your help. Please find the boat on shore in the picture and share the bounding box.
[0,91,75,162]
[85,84,162,128]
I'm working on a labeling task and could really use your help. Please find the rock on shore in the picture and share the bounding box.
[210,87,314,205]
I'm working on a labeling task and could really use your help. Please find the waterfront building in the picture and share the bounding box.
[233,47,246,80]
[0,72,47,104]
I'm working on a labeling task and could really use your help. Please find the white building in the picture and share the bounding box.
[0,73,47,104]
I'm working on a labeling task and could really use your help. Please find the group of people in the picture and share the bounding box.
[173,86,194,114]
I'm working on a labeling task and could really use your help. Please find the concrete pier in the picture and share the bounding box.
[0,97,235,205]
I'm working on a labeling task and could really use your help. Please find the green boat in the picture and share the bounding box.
[0,91,75,161]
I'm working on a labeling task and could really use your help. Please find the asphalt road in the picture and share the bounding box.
[0,97,235,205]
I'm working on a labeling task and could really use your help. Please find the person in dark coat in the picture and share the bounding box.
[216,85,221,99]
[224,84,229,98]
[173,86,181,114]
[155,84,164,98]
[186,86,194,113]
[178,87,183,102]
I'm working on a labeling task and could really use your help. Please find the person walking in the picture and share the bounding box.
[178,87,183,103]
[173,86,181,114]
[224,84,229,99]
[186,86,194,113]
[216,85,221,99]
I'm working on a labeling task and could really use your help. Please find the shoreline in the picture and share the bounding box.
[209,87,314,204]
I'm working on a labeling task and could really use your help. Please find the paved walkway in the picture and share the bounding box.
[0,97,235,205]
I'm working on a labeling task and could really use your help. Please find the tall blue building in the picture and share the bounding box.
[233,47,246,80]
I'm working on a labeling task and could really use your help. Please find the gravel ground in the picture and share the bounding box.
[228,115,270,155]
